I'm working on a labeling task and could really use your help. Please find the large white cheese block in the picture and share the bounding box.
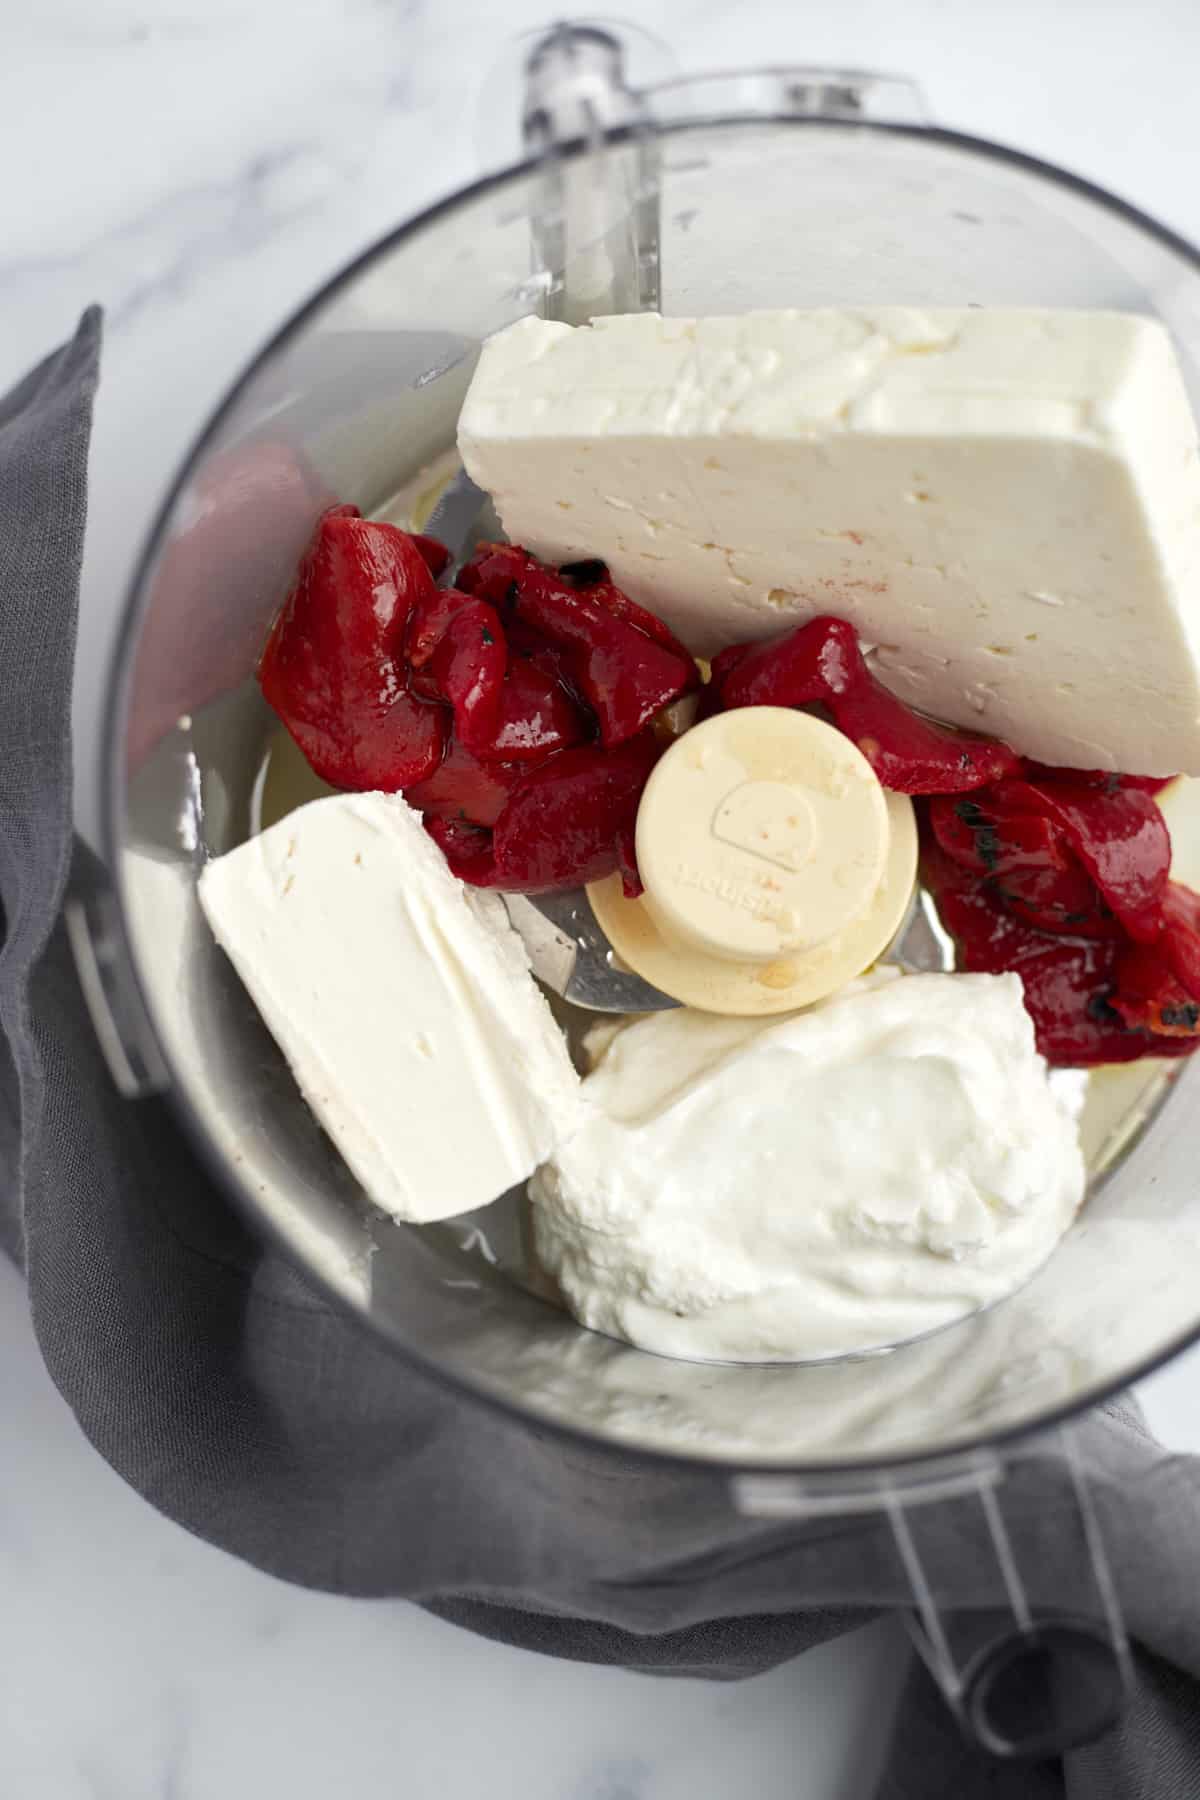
[199,793,581,1223]
[458,308,1200,774]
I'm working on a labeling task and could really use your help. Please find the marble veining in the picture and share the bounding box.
[2,2,1200,1796]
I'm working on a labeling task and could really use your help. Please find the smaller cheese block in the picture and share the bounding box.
[458,308,1200,775]
[199,793,581,1222]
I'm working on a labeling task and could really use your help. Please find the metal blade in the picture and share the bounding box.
[887,890,955,974]
[423,468,490,564]
[502,890,678,1013]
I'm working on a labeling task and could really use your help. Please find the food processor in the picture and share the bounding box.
[71,21,1200,1757]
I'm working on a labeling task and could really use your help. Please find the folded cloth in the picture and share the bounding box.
[3,313,1200,1799]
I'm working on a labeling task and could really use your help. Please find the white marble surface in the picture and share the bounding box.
[4,2,1200,1795]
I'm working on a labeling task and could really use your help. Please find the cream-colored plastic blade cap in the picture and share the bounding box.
[588,707,918,1016]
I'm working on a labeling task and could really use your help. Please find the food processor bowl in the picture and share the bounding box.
[79,25,1200,1754]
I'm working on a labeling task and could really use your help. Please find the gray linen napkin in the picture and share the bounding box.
[3,312,1200,1797]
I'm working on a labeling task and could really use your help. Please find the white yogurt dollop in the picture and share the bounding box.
[530,972,1085,1362]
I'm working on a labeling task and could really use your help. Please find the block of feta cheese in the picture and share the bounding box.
[199,793,581,1223]
[458,308,1200,775]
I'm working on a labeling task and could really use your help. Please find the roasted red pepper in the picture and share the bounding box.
[489,732,662,892]
[504,615,588,708]
[1012,779,1171,944]
[837,681,1021,795]
[555,557,695,656]
[404,739,527,829]
[1111,949,1200,1037]
[456,544,514,605]
[259,506,445,789]
[716,616,1019,794]
[1159,883,1200,998]
[920,838,1187,1065]
[424,815,501,886]
[487,656,589,762]
[460,545,698,748]
[463,548,694,658]
[424,734,661,892]
[1021,763,1176,798]
[719,615,861,708]
[931,779,1170,944]
[410,533,452,579]
[405,583,477,669]
[992,864,1123,940]
[928,791,1070,880]
[426,597,507,755]
[407,587,588,765]
[1110,883,1200,1036]
[922,835,1199,1064]
[930,790,1117,938]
